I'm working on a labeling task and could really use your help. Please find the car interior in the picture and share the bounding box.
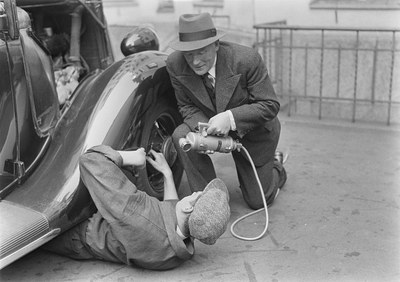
[16,0,113,105]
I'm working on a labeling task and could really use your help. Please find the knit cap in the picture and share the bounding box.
[189,178,230,245]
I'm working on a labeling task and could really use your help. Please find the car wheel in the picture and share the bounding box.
[135,100,183,200]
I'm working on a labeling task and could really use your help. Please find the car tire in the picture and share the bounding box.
[135,99,183,200]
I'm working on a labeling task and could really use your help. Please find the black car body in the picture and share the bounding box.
[0,0,182,269]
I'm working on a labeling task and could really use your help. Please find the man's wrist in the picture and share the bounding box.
[162,170,173,179]
[226,110,236,131]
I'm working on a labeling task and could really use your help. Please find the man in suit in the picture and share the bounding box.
[167,13,287,210]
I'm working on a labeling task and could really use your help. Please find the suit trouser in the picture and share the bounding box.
[172,123,287,210]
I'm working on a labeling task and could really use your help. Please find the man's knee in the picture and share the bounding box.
[237,161,276,209]
[243,189,278,210]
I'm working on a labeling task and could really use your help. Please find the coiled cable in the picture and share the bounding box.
[230,146,270,241]
[230,146,288,241]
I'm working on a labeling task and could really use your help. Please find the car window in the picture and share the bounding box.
[20,28,59,136]
[0,37,18,190]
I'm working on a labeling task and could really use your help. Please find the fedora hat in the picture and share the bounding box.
[169,13,226,51]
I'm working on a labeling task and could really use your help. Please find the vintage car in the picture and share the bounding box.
[0,0,183,269]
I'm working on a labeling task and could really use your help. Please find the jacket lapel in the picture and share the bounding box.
[215,50,241,113]
[174,46,242,114]
[176,64,216,113]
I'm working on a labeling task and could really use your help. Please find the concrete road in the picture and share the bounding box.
[1,116,399,282]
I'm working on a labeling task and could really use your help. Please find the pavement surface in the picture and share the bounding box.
[1,115,399,282]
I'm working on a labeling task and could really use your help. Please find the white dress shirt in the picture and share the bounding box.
[209,55,237,131]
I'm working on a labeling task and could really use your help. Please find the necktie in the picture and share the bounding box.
[202,72,216,108]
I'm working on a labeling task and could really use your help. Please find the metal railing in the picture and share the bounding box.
[254,23,400,125]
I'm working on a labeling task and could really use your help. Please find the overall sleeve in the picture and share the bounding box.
[79,145,145,224]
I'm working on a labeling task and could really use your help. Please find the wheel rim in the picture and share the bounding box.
[145,113,178,193]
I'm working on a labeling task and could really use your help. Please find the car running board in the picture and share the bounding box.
[0,200,60,269]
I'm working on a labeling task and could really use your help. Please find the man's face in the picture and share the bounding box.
[182,42,219,76]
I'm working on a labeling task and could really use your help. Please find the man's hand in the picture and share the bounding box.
[207,111,231,136]
[146,149,172,176]
[147,149,177,200]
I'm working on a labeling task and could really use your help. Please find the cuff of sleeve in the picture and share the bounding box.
[176,225,189,240]
[227,110,236,131]
[87,145,123,167]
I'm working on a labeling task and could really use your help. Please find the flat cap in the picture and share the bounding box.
[189,178,230,245]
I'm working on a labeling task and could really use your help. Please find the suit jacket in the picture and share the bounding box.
[166,41,281,166]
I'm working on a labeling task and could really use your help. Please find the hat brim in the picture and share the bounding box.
[169,30,226,51]
[203,178,229,200]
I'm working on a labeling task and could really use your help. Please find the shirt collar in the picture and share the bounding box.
[208,54,217,78]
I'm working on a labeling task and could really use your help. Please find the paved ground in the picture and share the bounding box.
[1,115,399,282]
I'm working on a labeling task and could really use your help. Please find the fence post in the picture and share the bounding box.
[268,28,272,75]
[288,29,293,117]
[279,29,284,103]
[275,37,282,94]
[255,28,259,50]
[304,43,308,97]
[336,44,341,98]
[371,39,378,105]
[263,29,267,62]
[352,30,360,123]
[387,31,396,126]
[318,29,325,120]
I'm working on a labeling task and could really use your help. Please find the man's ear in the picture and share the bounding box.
[183,206,194,213]
[215,40,220,51]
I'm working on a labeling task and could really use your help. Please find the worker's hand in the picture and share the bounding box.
[207,111,231,136]
[146,149,172,176]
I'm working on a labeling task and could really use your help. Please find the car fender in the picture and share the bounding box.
[4,51,176,230]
